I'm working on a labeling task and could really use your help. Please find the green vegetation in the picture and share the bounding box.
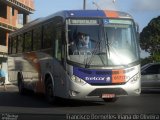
[140,16,160,65]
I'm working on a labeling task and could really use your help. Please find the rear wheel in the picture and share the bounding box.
[17,73,26,95]
[45,77,56,104]
[103,97,118,102]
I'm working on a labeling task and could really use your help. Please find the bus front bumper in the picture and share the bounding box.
[68,78,141,100]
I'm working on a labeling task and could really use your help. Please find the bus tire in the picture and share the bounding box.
[17,73,26,95]
[103,97,118,102]
[45,77,56,104]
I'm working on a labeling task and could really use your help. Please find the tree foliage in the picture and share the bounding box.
[140,16,160,62]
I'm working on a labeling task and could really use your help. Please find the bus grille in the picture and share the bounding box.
[89,83,126,86]
[87,88,128,96]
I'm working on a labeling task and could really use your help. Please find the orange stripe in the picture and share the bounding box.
[104,10,119,18]
[24,53,45,93]
[112,70,125,83]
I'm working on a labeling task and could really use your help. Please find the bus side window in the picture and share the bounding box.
[8,38,12,54]
[17,34,23,53]
[43,22,53,49]
[33,26,42,51]
[12,36,17,54]
[54,30,62,61]
[24,31,32,52]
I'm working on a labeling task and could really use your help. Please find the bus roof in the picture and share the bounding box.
[47,10,133,19]
[65,10,132,18]
[9,10,133,36]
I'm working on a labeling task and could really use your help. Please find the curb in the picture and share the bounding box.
[0,84,18,92]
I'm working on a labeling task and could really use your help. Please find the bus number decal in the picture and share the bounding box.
[112,70,125,83]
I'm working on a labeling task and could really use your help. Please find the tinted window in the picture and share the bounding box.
[143,64,160,75]
[54,27,62,61]
[43,22,54,49]
[17,35,24,53]
[24,31,32,52]
[33,26,42,50]
[8,38,12,54]
[12,36,17,54]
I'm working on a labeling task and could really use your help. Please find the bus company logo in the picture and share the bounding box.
[85,77,105,81]
[106,77,111,82]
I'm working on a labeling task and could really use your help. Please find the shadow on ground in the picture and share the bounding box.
[0,90,104,108]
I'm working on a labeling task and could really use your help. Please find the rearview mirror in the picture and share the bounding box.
[135,22,140,41]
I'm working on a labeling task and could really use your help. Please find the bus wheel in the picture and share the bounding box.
[17,73,26,95]
[103,97,118,102]
[45,78,56,104]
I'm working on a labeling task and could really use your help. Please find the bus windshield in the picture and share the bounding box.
[67,19,139,67]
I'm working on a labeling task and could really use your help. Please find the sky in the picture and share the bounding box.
[31,0,160,58]
[31,0,160,31]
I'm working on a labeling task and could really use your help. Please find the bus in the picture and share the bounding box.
[8,10,141,103]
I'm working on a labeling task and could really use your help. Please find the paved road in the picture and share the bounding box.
[0,85,160,120]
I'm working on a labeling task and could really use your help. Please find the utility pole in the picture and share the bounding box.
[92,1,101,10]
[113,0,116,3]
[93,0,116,10]
[83,0,86,10]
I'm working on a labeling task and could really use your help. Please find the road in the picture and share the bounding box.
[0,85,160,120]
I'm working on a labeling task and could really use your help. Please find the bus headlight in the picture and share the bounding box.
[130,73,140,84]
[71,75,87,85]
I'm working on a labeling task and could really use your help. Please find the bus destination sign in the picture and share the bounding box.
[68,19,98,25]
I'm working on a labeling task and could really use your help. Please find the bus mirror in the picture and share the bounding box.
[135,22,139,33]
[135,22,140,40]
[135,22,139,32]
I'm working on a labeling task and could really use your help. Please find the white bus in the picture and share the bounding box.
[8,10,141,103]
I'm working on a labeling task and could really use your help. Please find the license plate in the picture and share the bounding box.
[102,94,115,98]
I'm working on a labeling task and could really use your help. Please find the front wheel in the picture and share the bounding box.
[103,97,118,102]
[45,78,56,104]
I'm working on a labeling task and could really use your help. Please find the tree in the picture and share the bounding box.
[140,16,160,62]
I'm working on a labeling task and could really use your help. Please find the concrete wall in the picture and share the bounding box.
[0,0,35,53]
[18,0,34,9]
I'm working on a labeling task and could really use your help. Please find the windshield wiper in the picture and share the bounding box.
[85,29,107,68]
[84,39,100,68]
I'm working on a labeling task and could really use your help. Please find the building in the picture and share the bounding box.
[0,0,34,53]
[0,0,34,84]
